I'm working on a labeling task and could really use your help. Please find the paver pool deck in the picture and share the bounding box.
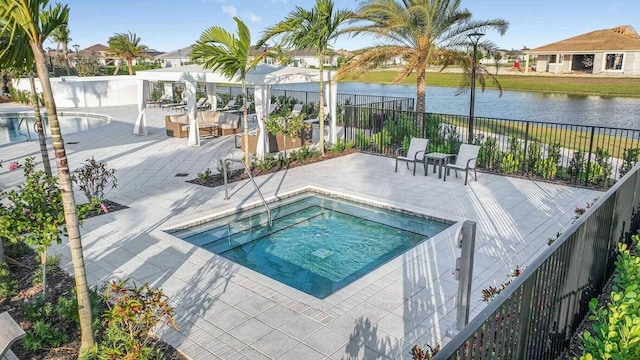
[0,103,601,359]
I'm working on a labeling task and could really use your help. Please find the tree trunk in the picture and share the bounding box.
[242,80,250,168]
[63,42,73,75]
[31,41,95,352]
[29,73,52,177]
[113,60,120,75]
[416,62,426,125]
[127,58,134,75]
[318,52,325,155]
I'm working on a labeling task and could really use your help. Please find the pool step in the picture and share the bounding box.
[199,209,326,254]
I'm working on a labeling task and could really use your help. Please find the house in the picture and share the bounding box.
[289,49,338,68]
[524,25,640,75]
[156,46,193,68]
[80,44,110,66]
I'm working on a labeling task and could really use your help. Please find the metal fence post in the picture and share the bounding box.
[522,121,530,173]
[585,126,596,186]
[456,220,476,331]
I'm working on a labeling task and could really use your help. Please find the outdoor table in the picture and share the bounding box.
[425,152,454,178]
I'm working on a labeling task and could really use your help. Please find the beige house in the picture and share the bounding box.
[524,25,640,75]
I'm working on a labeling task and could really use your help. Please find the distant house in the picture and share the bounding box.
[524,25,640,75]
[156,46,193,68]
[290,49,338,68]
[81,44,110,66]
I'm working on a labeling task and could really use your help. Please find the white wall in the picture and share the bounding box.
[13,75,139,108]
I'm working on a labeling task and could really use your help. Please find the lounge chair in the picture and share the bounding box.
[175,97,208,112]
[220,99,237,111]
[395,137,429,176]
[161,99,186,110]
[289,104,303,118]
[147,94,171,107]
[444,144,480,185]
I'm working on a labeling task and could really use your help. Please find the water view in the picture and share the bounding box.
[276,82,640,129]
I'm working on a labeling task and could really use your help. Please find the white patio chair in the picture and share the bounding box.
[220,99,237,111]
[289,104,303,118]
[395,137,429,176]
[444,144,480,185]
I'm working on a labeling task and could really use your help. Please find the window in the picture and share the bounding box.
[550,54,564,64]
[605,53,624,70]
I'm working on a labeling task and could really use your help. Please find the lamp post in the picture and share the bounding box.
[467,32,483,144]
[46,47,54,74]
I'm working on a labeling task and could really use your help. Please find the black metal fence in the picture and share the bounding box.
[432,163,640,359]
[342,106,640,189]
[212,85,415,115]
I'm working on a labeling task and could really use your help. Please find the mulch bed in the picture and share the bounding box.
[187,149,356,187]
[0,201,187,359]
[79,199,128,219]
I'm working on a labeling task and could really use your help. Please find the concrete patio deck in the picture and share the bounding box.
[0,103,601,359]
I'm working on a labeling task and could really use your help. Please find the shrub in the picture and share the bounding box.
[354,130,372,150]
[71,157,117,202]
[500,136,524,174]
[569,150,586,183]
[534,143,561,179]
[580,235,640,359]
[0,262,17,299]
[331,139,354,153]
[196,168,213,184]
[83,279,178,360]
[525,142,542,173]
[476,136,500,170]
[619,148,640,178]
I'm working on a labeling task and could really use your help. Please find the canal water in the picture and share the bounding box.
[275,82,640,130]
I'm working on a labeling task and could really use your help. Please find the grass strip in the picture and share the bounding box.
[344,71,640,98]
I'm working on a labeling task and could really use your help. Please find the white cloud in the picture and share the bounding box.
[245,12,261,23]
[222,5,238,17]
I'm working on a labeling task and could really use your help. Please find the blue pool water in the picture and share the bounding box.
[0,114,108,145]
[169,192,450,299]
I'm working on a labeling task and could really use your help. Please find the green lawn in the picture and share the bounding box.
[343,70,640,98]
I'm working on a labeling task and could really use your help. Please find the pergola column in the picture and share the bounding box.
[185,81,200,146]
[205,83,217,110]
[133,79,148,135]
[253,84,271,158]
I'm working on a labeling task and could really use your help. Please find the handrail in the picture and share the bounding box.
[17,117,32,141]
[223,158,272,228]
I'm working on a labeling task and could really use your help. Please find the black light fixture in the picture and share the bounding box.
[467,32,484,144]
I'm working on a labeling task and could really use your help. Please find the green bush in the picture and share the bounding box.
[0,262,17,298]
[534,143,561,179]
[500,136,524,174]
[476,136,500,170]
[82,279,178,360]
[580,235,640,359]
[620,148,640,178]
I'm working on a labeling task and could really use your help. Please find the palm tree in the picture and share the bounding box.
[106,32,147,75]
[0,0,95,352]
[50,25,73,74]
[257,0,354,155]
[340,0,509,114]
[191,17,260,168]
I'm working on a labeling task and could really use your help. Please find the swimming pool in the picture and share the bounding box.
[0,113,109,145]
[169,190,451,299]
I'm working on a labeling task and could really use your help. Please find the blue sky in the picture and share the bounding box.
[56,0,639,53]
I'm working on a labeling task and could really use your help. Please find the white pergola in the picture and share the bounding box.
[134,64,338,157]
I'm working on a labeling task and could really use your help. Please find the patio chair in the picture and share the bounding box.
[161,99,186,110]
[220,99,237,111]
[395,137,429,176]
[289,104,303,118]
[444,144,480,185]
[175,97,208,112]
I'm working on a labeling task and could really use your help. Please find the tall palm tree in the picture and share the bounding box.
[106,31,147,75]
[191,17,260,167]
[0,0,95,352]
[257,0,354,155]
[50,25,73,74]
[340,0,509,114]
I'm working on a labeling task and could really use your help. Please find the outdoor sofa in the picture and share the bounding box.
[165,111,241,138]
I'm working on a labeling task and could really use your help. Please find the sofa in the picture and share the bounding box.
[240,125,312,154]
[165,111,242,138]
